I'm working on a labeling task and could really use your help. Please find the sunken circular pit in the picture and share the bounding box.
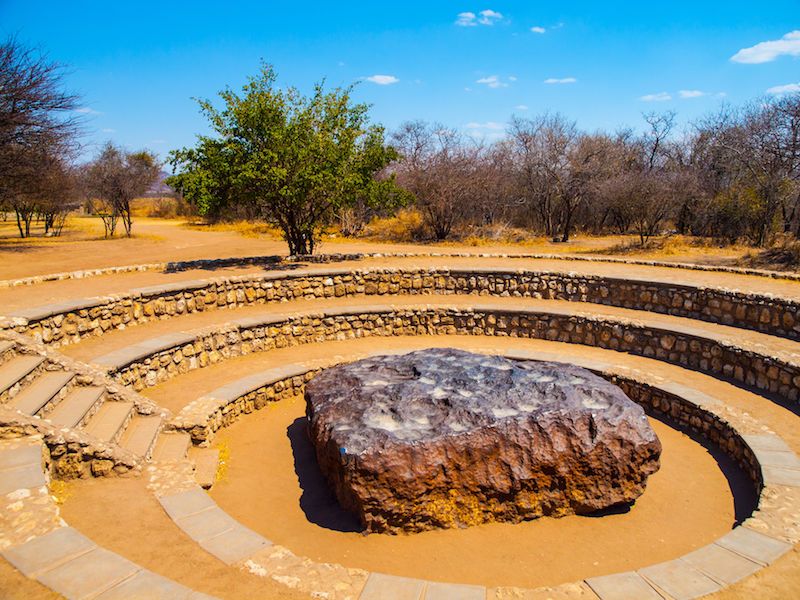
[305,348,663,534]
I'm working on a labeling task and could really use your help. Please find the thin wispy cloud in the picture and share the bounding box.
[678,90,707,98]
[515,104,529,110]
[465,121,505,130]
[508,75,518,82]
[364,74,399,85]
[767,82,800,95]
[101,128,116,133]
[731,30,800,64]
[75,107,102,115]
[476,75,509,89]
[544,77,576,84]
[640,92,672,102]
[456,9,502,27]
[530,26,546,34]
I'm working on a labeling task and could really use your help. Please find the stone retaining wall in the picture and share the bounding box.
[7,268,800,346]
[110,306,800,406]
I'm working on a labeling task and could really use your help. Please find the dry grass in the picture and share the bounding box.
[587,235,749,262]
[49,480,72,506]
[183,219,284,240]
[360,209,427,242]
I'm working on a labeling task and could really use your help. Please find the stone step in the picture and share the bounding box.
[83,402,134,443]
[152,432,191,462]
[119,415,162,458]
[9,371,75,416]
[0,355,45,395]
[191,448,220,489]
[45,387,105,428]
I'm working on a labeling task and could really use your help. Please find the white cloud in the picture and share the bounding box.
[544,77,577,84]
[731,30,800,64]
[75,107,102,115]
[456,12,477,26]
[101,128,116,133]
[640,92,672,102]
[478,9,503,25]
[456,9,502,26]
[530,26,546,34]
[508,75,518,82]
[767,82,800,95]
[365,74,399,85]
[678,90,707,98]
[515,104,529,110]
[465,121,505,130]
[476,75,508,88]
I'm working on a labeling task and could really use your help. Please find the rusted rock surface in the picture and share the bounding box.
[305,348,661,534]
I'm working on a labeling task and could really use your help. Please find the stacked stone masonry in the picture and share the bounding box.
[5,268,800,347]
[106,306,800,408]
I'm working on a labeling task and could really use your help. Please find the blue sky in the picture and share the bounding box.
[2,1,798,160]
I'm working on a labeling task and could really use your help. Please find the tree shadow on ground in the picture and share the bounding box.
[286,417,363,533]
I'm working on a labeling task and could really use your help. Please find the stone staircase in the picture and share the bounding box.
[0,336,219,488]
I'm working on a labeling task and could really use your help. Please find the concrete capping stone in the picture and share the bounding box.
[35,546,140,600]
[360,572,427,600]
[174,506,238,541]
[198,525,270,565]
[2,526,95,577]
[715,526,792,565]
[94,569,197,600]
[159,487,217,521]
[743,434,793,453]
[424,581,487,600]
[584,571,662,600]
[680,543,761,585]
[638,559,722,599]
[761,465,800,487]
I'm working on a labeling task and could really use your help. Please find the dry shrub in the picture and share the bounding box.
[740,234,800,271]
[130,197,194,219]
[362,208,427,242]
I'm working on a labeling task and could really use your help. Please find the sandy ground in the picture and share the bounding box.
[210,394,739,589]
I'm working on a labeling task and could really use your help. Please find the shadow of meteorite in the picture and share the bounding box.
[286,416,363,533]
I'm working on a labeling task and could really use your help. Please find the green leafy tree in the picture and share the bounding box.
[167,64,406,255]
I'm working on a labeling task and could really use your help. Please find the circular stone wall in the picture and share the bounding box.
[305,348,662,534]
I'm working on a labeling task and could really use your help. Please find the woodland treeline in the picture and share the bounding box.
[385,98,800,246]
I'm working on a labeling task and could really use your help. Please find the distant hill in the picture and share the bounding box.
[144,170,174,197]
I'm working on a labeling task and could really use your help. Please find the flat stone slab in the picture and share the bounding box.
[584,571,662,600]
[359,573,427,600]
[95,569,195,600]
[681,543,761,585]
[159,488,217,521]
[638,560,721,600]
[425,581,486,600]
[715,527,792,565]
[761,465,800,487]
[0,463,47,495]
[198,525,270,565]
[0,442,42,471]
[175,506,238,541]
[743,434,793,453]
[37,547,140,600]
[2,527,95,577]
